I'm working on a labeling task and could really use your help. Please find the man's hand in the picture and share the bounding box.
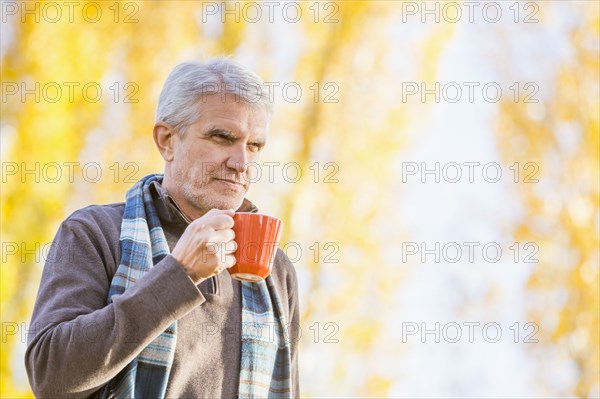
[171,208,237,285]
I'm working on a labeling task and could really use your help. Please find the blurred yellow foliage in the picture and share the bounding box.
[496,4,599,397]
[1,1,598,398]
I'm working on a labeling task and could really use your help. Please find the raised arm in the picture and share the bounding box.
[24,216,205,399]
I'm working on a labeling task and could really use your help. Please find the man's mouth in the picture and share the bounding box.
[214,178,245,189]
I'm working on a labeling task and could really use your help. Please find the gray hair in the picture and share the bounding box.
[155,57,273,134]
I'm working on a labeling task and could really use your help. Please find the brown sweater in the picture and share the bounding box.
[24,181,300,398]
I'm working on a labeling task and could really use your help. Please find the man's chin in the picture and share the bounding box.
[198,196,244,212]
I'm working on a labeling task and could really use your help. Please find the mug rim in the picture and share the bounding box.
[234,212,281,218]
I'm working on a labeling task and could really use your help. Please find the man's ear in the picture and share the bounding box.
[153,122,178,162]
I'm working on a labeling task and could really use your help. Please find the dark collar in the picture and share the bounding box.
[148,180,259,226]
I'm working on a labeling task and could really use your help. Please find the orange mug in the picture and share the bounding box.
[229,212,283,282]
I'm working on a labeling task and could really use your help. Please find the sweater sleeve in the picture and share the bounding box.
[290,281,300,399]
[24,215,206,399]
[282,253,301,399]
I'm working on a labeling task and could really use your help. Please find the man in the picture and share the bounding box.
[25,58,300,398]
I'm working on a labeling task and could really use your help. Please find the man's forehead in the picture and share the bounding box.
[199,93,269,114]
[196,95,269,130]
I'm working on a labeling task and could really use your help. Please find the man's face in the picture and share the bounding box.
[169,94,269,217]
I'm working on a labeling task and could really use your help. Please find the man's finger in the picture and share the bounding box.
[208,229,234,245]
[223,240,237,254]
[213,255,236,275]
[203,208,235,218]
[224,254,236,269]
[205,214,235,230]
[205,242,219,254]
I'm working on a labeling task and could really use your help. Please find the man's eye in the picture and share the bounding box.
[248,143,262,152]
[213,134,231,143]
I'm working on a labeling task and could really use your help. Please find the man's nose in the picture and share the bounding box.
[226,144,248,173]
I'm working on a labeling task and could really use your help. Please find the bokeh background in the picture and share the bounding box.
[1,1,598,397]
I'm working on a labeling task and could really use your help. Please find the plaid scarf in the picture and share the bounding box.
[99,174,292,399]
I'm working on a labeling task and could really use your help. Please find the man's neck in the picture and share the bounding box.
[161,175,207,222]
